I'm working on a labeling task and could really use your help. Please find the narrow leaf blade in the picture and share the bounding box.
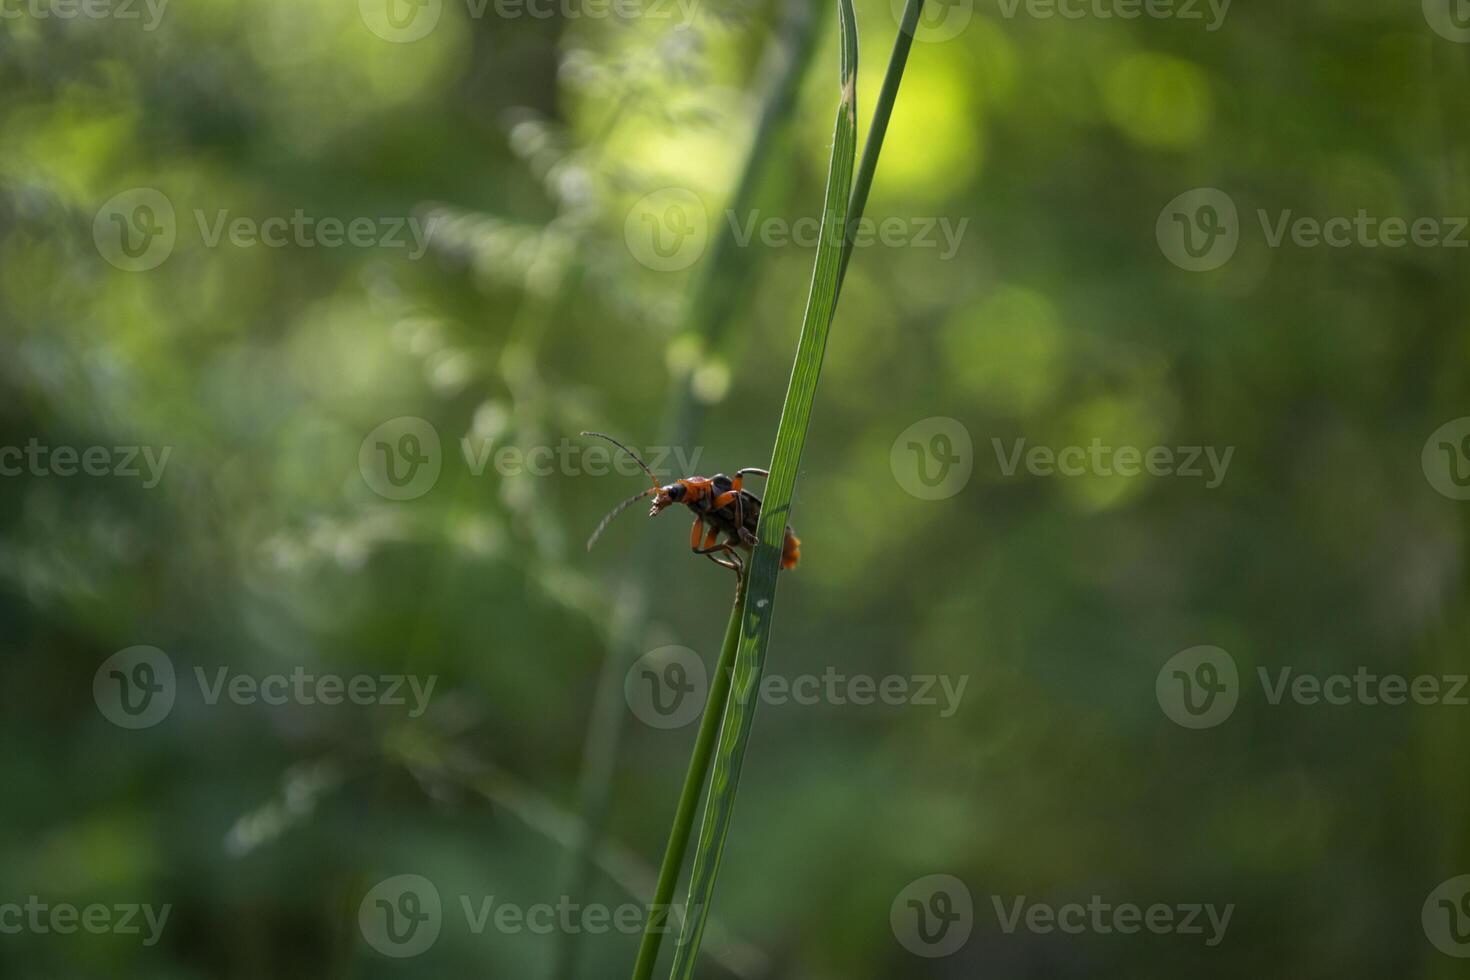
[665,0,860,974]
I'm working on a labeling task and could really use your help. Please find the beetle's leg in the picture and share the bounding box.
[702,542,743,578]
[733,492,759,548]
[739,527,758,547]
[730,470,767,544]
[694,523,721,553]
[704,550,741,574]
[712,487,753,548]
[689,520,744,578]
[712,491,744,537]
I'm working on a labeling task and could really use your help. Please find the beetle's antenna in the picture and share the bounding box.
[581,431,660,488]
[586,488,656,551]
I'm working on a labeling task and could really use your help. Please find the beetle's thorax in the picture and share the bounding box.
[650,478,699,516]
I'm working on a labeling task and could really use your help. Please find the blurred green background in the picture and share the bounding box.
[4,0,1470,977]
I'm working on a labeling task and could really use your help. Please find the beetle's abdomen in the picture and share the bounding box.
[781,527,801,569]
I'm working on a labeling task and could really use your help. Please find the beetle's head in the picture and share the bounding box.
[649,482,686,516]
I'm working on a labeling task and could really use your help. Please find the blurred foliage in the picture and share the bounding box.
[2,1,1469,978]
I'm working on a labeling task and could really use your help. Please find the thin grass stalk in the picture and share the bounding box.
[666,0,865,973]
[839,0,928,289]
[629,576,748,980]
[663,0,929,971]
[553,7,823,978]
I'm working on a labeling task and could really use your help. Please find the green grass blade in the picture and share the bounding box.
[629,577,747,980]
[557,11,824,980]
[840,0,928,290]
[665,0,861,974]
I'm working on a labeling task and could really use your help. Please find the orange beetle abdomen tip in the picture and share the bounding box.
[781,528,801,570]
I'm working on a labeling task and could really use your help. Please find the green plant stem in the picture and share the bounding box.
[666,0,860,973]
[839,0,926,290]
[630,575,748,980]
[554,8,822,979]
[665,1,926,973]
